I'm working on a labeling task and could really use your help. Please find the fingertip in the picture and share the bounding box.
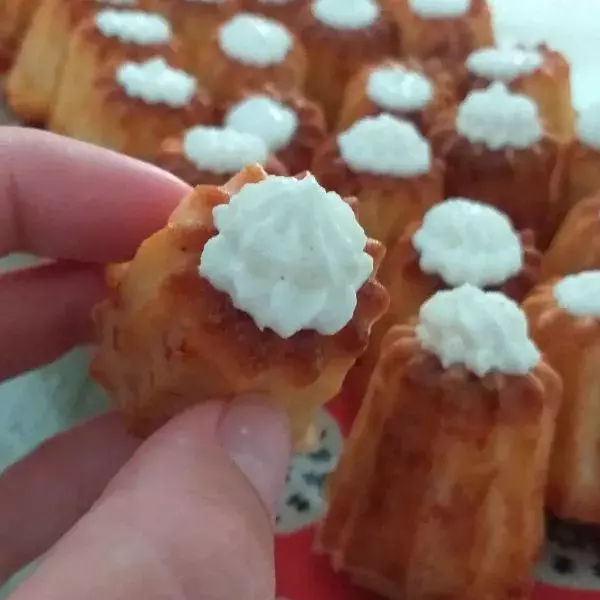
[218,397,291,516]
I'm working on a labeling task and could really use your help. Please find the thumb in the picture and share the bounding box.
[10,398,291,600]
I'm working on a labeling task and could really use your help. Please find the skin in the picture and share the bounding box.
[0,127,291,600]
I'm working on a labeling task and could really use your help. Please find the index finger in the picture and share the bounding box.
[0,127,191,262]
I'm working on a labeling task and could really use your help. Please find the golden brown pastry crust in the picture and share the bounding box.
[542,193,600,280]
[462,46,574,142]
[524,280,600,523]
[238,0,305,30]
[155,135,289,187]
[311,136,445,249]
[319,323,561,600]
[391,0,493,65]
[564,139,600,221]
[430,109,568,249]
[91,165,390,448]
[191,16,307,104]
[140,0,238,71]
[3,0,128,122]
[0,0,41,72]
[346,223,542,402]
[61,59,216,159]
[48,14,185,134]
[296,3,398,127]
[220,83,327,176]
[336,56,458,134]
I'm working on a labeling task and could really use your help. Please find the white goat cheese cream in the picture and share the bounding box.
[412,199,523,287]
[116,58,197,107]
[95,10,171,44]
[183,126,270,174]
[366,65,434,112]
[219,13,293,67]
[408,0,471,18]
[456,82,543,150]
[466,46,543,82]
[416,284,541,376]
[225,95,298,152]
[311,0,380,30]
[338,114,431,177]
[553,271,600,318]
[199,174,374,338]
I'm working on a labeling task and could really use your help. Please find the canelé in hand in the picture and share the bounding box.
[92,166,389,449]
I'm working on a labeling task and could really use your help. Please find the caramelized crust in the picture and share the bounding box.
[318,323,561,600]
[191,18,307,104]
[155,135,288,187]
[91,165,390,447]
[430,109,568,250]
[295,3,398,126]
[49,14,185,134]
[4,0,93,122]
[336,56,458,134]
[461,45,574,142]
[220,83,328,176]
[311,137,445,249]
[238,0,305,30]
[564,140,600,220]
[0,0,41,72]
[391,0,494,66]
[60,59,216,159]
[542,192,600,279]
[524,281,600,523]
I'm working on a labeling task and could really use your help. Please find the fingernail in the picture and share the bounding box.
[218,397,291,516]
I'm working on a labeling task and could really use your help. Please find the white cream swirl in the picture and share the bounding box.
[416,284,541,376]
[553,271,600,318]
[116,57,197,107]
[412,199,523,287]
[219,13,293,67]
[224,95,298,152]
[466,46,543,82]
[338,114,431,177]
[94,10,171,44]
[576,103,600,150]
[456,82,543,150]
[408,0,471,18]
[199,174,373,338]
[366,65,434,112]
[183,126,269,174]
[311,0,380,30]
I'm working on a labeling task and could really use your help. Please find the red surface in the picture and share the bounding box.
[274,392,589,600]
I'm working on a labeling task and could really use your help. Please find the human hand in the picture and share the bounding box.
[0,127,291,600]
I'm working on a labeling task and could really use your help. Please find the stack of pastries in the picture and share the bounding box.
[9,0,600,598]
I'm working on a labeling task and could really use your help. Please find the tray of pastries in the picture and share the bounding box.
[3,0,600,599]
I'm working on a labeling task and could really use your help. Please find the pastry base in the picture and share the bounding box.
[4,0,81,123]
[525,282,600,524]
[542,192,600,279]
[319,325,561,600]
